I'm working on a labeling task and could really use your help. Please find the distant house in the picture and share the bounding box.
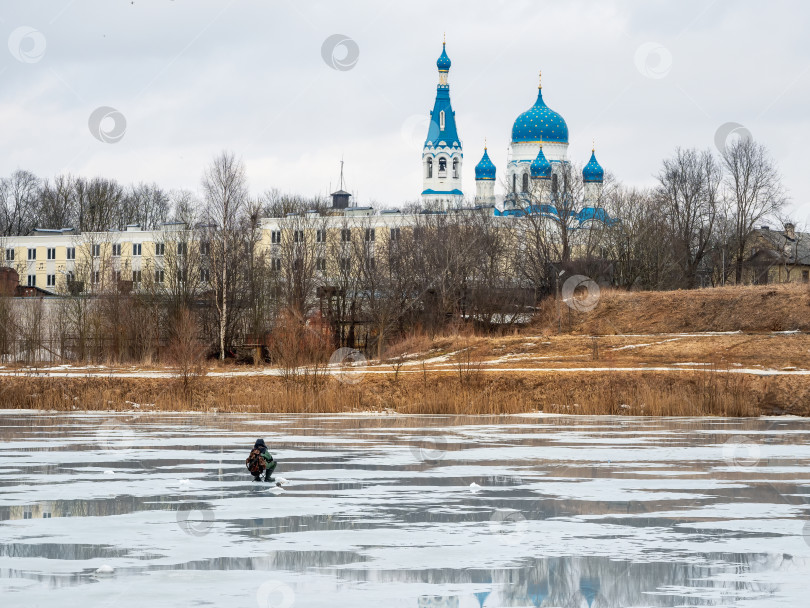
[746,224,810,285]
[0,267,55,297]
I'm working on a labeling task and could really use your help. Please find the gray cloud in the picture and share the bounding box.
[1,0,808,219]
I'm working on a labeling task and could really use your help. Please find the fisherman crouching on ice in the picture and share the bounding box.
[246,438,277,482]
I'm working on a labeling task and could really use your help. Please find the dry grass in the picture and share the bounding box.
[533,283,810,335]
[3,284,808,417]
[1,368,806,417]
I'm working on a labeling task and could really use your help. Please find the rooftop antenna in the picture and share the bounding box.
[330,157,353,210]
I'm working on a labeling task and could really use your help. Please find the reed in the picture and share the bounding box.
[0,367,803,416]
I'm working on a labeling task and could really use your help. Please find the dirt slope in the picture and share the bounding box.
[534,283,810,335]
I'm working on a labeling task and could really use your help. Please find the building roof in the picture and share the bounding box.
[436,42,451,72]
[753,227,810,266]
[424,42,460,149]
[582,150,604,183]
[530,146,552,179]
[511,81,568,145]
[29,227,76,236]
[474,147,496,180]
[420,188,464,196]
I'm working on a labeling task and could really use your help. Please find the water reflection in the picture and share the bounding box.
[2,412,809,606]
[0,549,793,606]
[414,553,788,607]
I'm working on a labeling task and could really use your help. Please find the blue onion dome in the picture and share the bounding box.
[436,41,451,72]
[475,146,496,180]
[511,73,569,144]
[582,149,604,183]
[530,146,552,179]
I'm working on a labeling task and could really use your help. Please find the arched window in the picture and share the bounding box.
[452,158,459,179]
[522,173,529,193]
[552,173,558,194]
[512,174,517,192]
[438,157,447,176]
[426,158,433,178]
[439,110,445,131]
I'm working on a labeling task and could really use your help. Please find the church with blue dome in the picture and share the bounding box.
[420,40,606,211]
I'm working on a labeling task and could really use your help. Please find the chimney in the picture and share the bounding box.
[785,223,796,240]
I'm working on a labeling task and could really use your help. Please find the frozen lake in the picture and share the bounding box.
[1,412,809,607]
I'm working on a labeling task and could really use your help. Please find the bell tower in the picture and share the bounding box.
[421,37,463,209]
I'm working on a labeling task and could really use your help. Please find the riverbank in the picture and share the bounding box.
[1,360,807,416]
[3,284,808,416]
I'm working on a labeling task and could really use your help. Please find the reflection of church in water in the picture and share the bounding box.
[414,553,788,607]
[1,497,795,604]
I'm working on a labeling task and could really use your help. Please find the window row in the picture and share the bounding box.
[23,268,213,288]
[9,242,196,260]
[512,172,559,193]
[269,228,401,244]
[270,257,378,273]
[8,247,72,261]
[425,157,460,179]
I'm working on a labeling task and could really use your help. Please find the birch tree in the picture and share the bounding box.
[202,152,248,360]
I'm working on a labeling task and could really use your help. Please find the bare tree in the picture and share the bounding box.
[0,278,16,362]
[603,186,669,289]
[202,151,249,360]
[166,307,207,400]
[261,189,329,218]
[170,189,201,225]
[38,174,78,229]
[279,213,320,318]
[722,138,787,283]
[128,182,170,230]
[1,170,40,236]
[656,148,722,287]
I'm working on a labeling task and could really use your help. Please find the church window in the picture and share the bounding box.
[512,174,517,192]
[426,158,433,178]
[522,173,529,193]
[439,110,445,131]
[438,157,447,176]
[452,158,459,179]
[552,173,558,194]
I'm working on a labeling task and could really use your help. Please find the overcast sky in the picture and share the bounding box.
[1,0,808,221]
